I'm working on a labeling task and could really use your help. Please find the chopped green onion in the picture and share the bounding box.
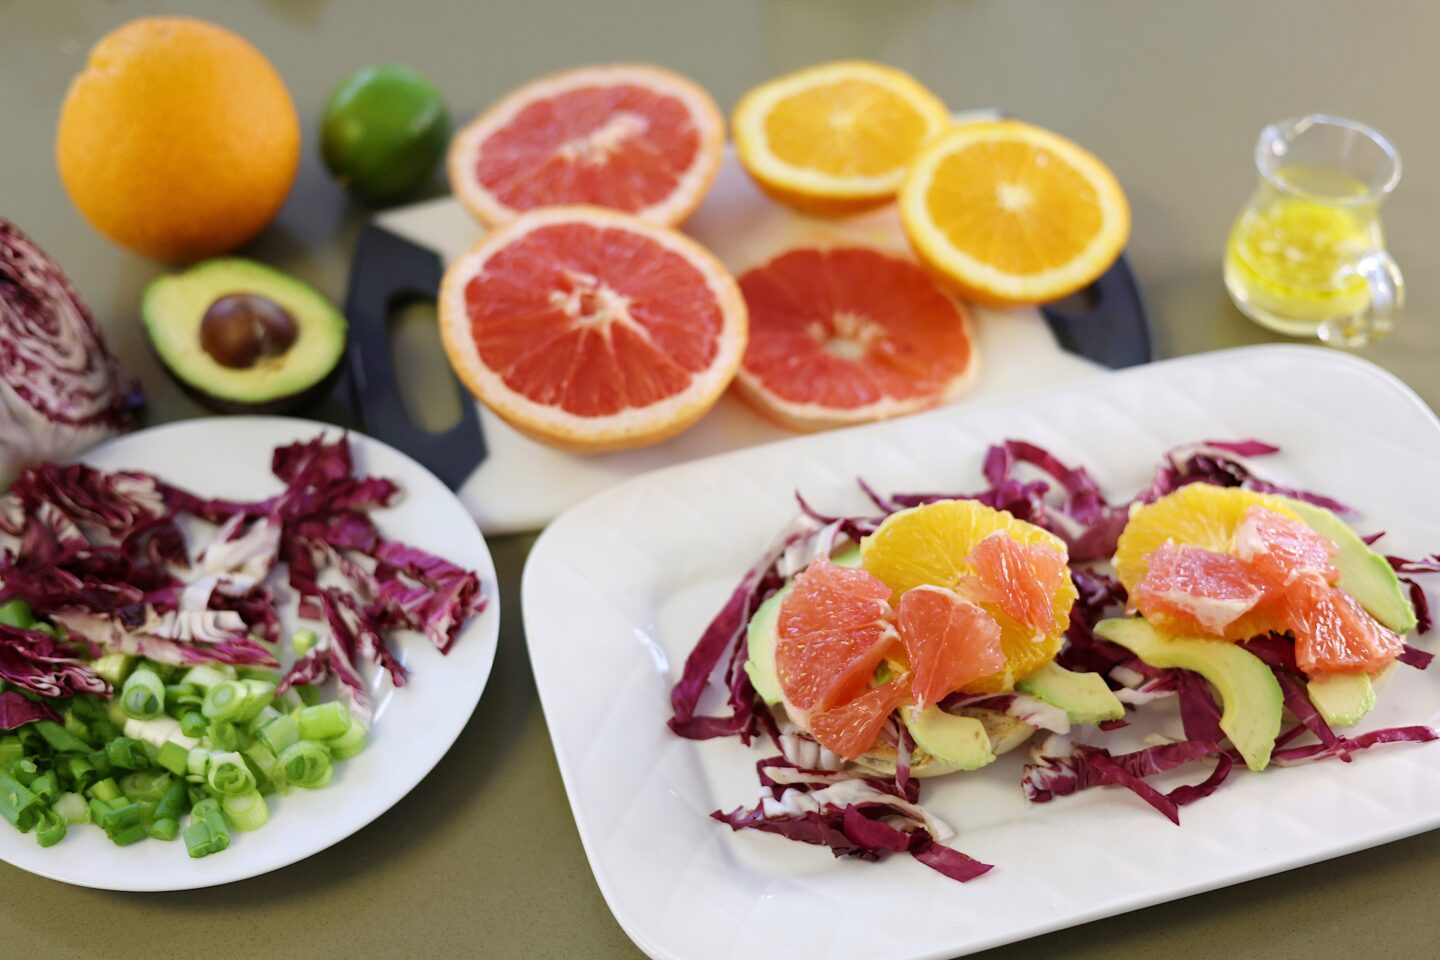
[186,783,207,807]
[179,710,208,739]
[88,718,119,743]
[298,701,351,741]
[154,776,188,823]
[89,653,134,686]
[208,720,243,751]
[237,667,282,685]
[62,710,90,743]
[34,720,91,754]
[34,807,66,847]
[239,680,276,721]
[119,770,172,803]
[220,790,268,832]
[0,598,35,629]
[148,817,178,841]
[100,799,154,833]
[8,758,38,786]
[87,797,112,824]
[109,822,148,846]
[89,777,121,803]
[121,667,165,720]
[201,681,248,722]
[246,705,282,734]
[105,737,150,771]
[291,629,318,656]
[327,722,366,761]
[86,748,114,779]
[58,755,95,790]
[29,771,59,804]
[206,751,256,796]
[0,771,41,831]
[181,665,233,691]
[156,740,190,777]
[164,683,204,716]
[257,713,299,756]
[183,797,229,858]
[277,740,331,789]
[53,791,89,825]
[294,684,321,707]
[186,747,209,780]
[242,742,283,788]
[0,737,22,767]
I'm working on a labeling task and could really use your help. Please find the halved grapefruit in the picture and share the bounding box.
[734,246,977,430]
[895,585,1004,710]
[448,64,724,227]
[775,560,899,719]
[438,206,747,451]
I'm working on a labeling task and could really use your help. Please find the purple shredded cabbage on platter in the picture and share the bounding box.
[0,689,60,729]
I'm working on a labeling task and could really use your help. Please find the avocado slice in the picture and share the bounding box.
[901,706,996,771]
[744,547,860,706]
[143,259,347,413]
[1016,662,1126,726]
[1306,672,1376,728]
[1095,618,1283,771]
[1284,499,1416,635]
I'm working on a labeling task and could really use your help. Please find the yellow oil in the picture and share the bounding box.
[1224,165,1378,331]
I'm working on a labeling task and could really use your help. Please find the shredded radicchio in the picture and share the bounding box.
[0,689,59,729]
[672,437,1440,882]
[0,435,487,723]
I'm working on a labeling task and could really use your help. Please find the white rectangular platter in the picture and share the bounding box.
[521,345,1440,960]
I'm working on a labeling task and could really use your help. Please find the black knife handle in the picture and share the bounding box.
[343,224,486,490]
[1040,253,1152,369]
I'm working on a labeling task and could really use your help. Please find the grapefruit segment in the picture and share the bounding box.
[896,585,1004,709]
[775,560,899,716]
[438,206,746,451]
[1129,543,1270,638]
[960,532,1067,635]
[735,247,977,430]
[1285,574,1404,675]
[810,674,912,761]
[1234,505,1339,587]
[449,64,724,227]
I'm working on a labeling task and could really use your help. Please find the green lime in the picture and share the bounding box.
[321,64,450,204]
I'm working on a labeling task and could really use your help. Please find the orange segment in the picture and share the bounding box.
[899,120,1130,305]
[732,61,951,215]
[775,560,899,715]
[860,499,1077,692]
[896,585,1004,709]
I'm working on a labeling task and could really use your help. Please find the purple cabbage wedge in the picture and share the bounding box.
[0,219,141,485]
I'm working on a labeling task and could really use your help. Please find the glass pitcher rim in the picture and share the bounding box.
[1256,113,1401,208]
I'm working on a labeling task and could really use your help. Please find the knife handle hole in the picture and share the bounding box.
[387,296,463,434]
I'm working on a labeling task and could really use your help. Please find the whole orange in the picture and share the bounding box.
[56,17,300,262]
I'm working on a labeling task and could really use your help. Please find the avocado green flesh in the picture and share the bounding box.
[1306,672,1376,728]
[1285,499,1417,635]
[902,706,995,771]
[142,259,347,407]
[1016,661,1126,726]
[1095,618,1283,771]
[743,547,860,708]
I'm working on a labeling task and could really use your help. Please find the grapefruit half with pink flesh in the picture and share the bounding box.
[438,206,747,451]
[734,247,977,430]
[449,64,724,227]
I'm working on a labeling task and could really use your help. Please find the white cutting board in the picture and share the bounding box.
[378,142,1106,535]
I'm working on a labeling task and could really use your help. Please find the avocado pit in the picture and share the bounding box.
[200,293,299,368]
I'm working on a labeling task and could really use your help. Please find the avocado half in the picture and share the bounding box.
[142,259,347,414]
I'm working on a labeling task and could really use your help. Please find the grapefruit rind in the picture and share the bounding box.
[437,206,747,452]
[448,63,725,228]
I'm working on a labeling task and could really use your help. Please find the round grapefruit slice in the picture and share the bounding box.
[775,560,899,720]
[438,206,747,451]
[895,585,1004,710]
[734,247,977,430]
[448,64,724,227]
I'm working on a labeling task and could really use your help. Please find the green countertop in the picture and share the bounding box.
[3,1,1439,957]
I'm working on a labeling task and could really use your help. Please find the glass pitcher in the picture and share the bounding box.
[1223,115,1403,347]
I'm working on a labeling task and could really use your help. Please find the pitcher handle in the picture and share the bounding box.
[1325,251,1404,346]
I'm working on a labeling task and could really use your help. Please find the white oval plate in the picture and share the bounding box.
[522,345,1440,960]
[0,417,500,891]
